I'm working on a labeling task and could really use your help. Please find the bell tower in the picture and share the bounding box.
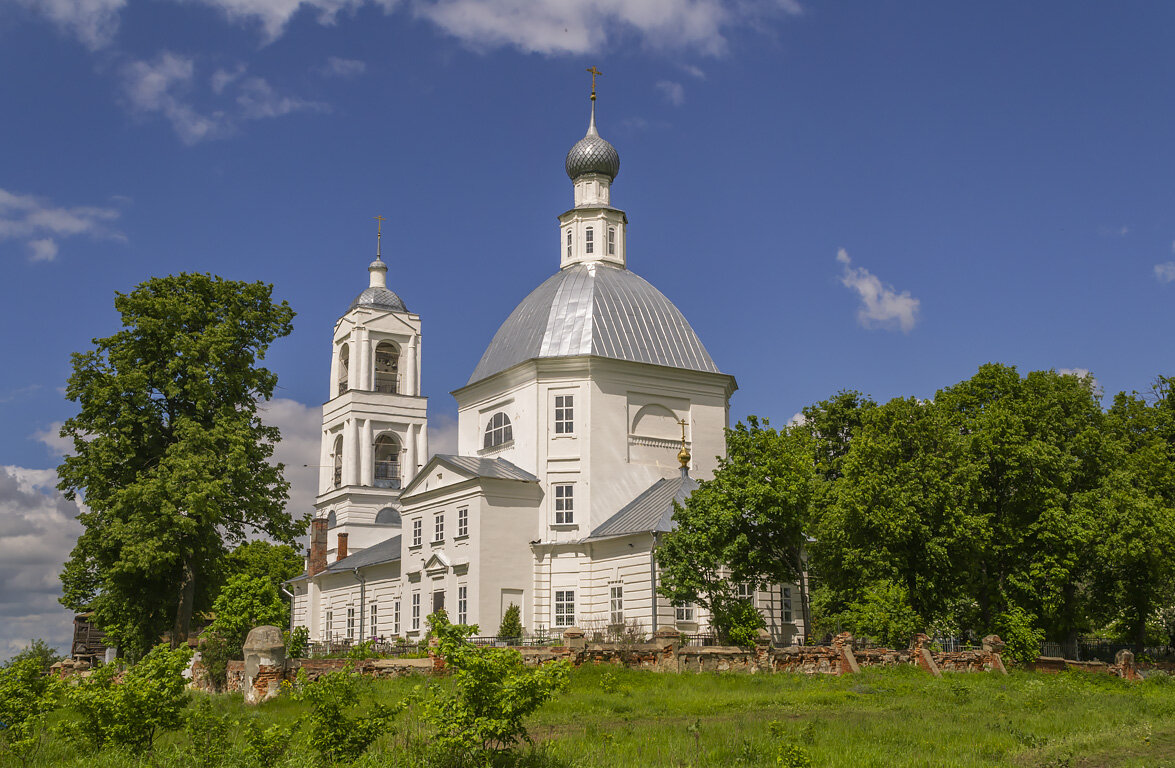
[313,219,428,557]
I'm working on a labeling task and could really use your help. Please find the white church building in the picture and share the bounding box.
[289,85,804,645]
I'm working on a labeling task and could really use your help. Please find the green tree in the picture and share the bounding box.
[809,397,973,636]
[1091,389,1175,653]
[207,573,286,652]
[498,603,523,639]
[657,417,814,641]
[218,540,303,622]
[56,273,300,657]
[2,639,64,673]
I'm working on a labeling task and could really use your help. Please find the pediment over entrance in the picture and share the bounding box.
[423,551,451,576]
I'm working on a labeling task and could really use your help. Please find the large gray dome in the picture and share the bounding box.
[468,263,720,384]
[348,286,407,313]
[566,134,620,181]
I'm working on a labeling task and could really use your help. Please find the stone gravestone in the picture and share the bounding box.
[242,625,286,705]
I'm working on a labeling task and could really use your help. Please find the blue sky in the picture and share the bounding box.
[2,0,1174,656]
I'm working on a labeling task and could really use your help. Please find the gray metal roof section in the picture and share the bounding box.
[587,473,698,540]
[434,454,539,482]
[468,263,720,385]
[348,286,407,314]
[325,534,402,573]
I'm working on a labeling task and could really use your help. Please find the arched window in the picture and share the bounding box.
[608,227,616,255]
[374,434,401,489]
[326,509,337,528]
[374,341,400,394]
[585,226,594,254]
[332,435,343,488]
[483,412,513,449]
[337,344,350,396]
[566,230,572,258]
[374,506,401,526]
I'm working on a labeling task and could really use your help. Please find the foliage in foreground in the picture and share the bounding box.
[292,667,402,766]
[0,654,63,766]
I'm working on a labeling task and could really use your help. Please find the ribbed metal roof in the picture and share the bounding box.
[587,473,698,540]
[433,454,538,482]
[468,263,720,384]
[325,534,402,573]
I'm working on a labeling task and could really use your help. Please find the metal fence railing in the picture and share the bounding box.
[1038,638,1175,663]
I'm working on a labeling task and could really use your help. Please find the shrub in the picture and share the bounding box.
[0,654,63,766]
[293,666,403,766]
[286,625,310,658]
[242,718,295,765]
[181,697,232,768]
[498,603,523,639]
[712,598,767,646]
[2,639,65,674]
[995,606,1045,664]
[64,643,193,756]
[841,580,923,648]
[198,632,234,692]
[424,611,570,764]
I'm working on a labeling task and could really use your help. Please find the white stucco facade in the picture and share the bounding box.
[290,95,806,646]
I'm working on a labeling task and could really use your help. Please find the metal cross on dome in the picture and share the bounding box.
[586,66,602,99]
[374,215,385,259]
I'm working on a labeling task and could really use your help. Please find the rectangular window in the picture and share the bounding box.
[566,230,572,258]
[554,484,574,525]
[325,610,333,640]
[585,227,594,254]
[457,507,469,537]
[554,394,574,434]
[411,593,421,631]
[736,583,753,600]
[412,518,422,547]
[394,600,401,635]
[347,607,355,640]
[607,227,615,255]
[433,590,445,614]
[610,584,624,626]
[554,589,575,627]
[370,603,378,638]
[434,513,444,542]
[458,585,468,625]
[783,587,793,623]
[675,602,695,623]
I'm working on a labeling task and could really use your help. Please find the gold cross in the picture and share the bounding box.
[373,215,385,236]
[586,66,602,98]
[678,418,687,443]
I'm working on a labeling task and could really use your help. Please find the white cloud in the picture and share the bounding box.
[33,421,73,459]
[10,0,126,49]
[0,188,123,262]
[1155,262,1175,284]
[681,63,706,79]
[258,398,322,520]
[787,411,806,427]
[0,466,85,661]
[317,56,366,77]
[26,238,59,262]
[656,79,685,106]
[120,53,325,144]
[428,412,459,457]
[836,249,920,333]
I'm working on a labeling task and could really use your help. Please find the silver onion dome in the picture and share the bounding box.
[565,101,620,181]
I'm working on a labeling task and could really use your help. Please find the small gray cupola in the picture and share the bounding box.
[348,215,408,313]
[565,67,620,182]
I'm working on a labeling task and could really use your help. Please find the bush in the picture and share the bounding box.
[242,718,295,765]
[424,611,570,764]
[181,697,232,768]
[286,624,310,658]
[208,573,286,652]
[712,598,767,646]
[198,632,234,692]
[293,666,403,766]
[64,643,193,756]
[2,639,64,674]
[498,603,523,639]
[841,580,923,648]
[0,654,63,766]
[995,606,1045,664]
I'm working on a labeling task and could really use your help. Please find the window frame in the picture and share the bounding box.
[607,226,616,255]
[554,589,576,627]
[674,602,695,623]
[411,593,421,631]
[370,603,378,638]
[553,483,574,525]
[394,600,401,635]
[566,229,572,258]
[411,518,422,548]
[610,584,624,626]
[483,412,513,449]
[347,607,356,640]
[457,507,469,538]
[585,226,594,254]
[458,585,468,625]
[553,394,574,435]
[433,513,444,543]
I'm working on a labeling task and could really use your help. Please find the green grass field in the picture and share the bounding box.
[24,665,1175,768]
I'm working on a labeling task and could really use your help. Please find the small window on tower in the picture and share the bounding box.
[608,227,616,255]
[566,230,572,258]
[585,227,594,254]
[554,394,574,434]
[554,484,574,525]
[483,412,513,449]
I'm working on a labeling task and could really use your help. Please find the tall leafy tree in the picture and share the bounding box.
[217,540,304,626]
[1091,390,1175,652]
[57,273,301,657]
[657,416,814,638]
